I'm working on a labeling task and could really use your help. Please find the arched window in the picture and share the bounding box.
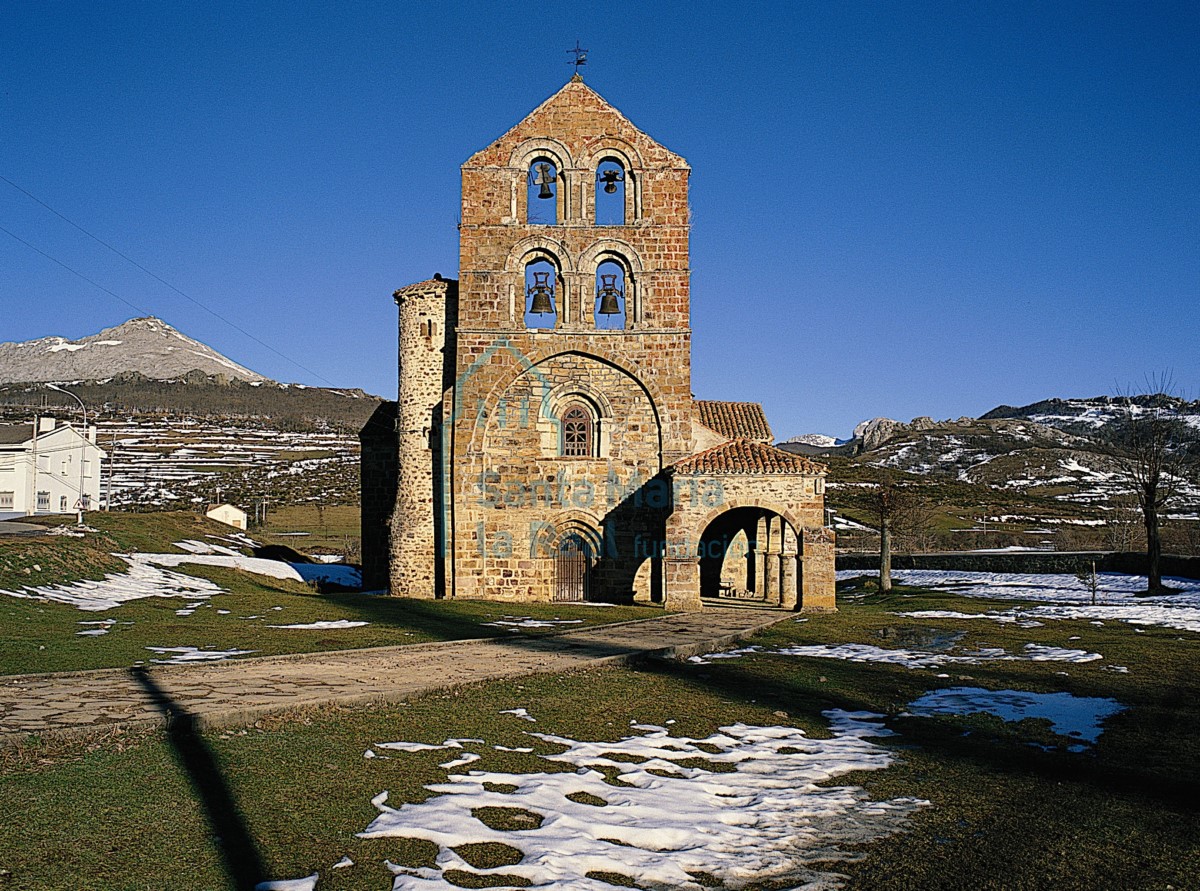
[560,403,593,457]
[527,158,559,225]
[594,260,626,330]
[524,259,557,329]
[595,160,625,225]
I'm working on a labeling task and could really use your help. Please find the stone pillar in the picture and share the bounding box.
[781,524,799,610]
[664,556,702,611]
[753,515,768,598]
[801,526,837,612]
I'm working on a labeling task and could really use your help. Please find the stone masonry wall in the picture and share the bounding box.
[452,352,662,603]
[664,473,834,611]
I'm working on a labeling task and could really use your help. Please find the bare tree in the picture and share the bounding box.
[1110,376,1199,593]
[866,470,915,592]
[1074,560,1100,606]
[1103,494,1144,552]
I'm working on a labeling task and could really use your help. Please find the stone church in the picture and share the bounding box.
[361,76,835,611]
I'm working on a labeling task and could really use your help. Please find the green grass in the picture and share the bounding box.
[255,503,361,556]
[3,582,1198,889]
[0,511,662,675]
[0,568,663,675]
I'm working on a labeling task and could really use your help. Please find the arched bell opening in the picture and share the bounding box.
[698,507,799,607]
[595,159,626,225]
[527,158,560,225]
[594,259,627,330]
[523,258,559,329]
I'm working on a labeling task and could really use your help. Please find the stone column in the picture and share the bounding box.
[664,556,702,611]
[801,527,837,611]
[753,515,768,598]
[781,524,799,610]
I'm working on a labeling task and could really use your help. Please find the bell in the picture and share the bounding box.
[597,274,622,315]
[528,271,555,314]
[598,168,623,194]
[533,163,556,200]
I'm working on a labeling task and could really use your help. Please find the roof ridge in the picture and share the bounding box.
[672,438,827,476]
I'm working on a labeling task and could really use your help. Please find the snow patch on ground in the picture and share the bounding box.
[843,569,1200,633]
[904,686,1125,747]
[0,540,363,612]
[499,708,537,722]
[360,713,926,890]
[253,876,319,891]
[689,642,1103,668]
[0,555,224,611]
[145,646,255,664]
[266,620,369,630]
[76,619,118,636]
[483,617,585,630]
[899,609,1044,628]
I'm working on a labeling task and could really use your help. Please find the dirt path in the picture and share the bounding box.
[0,607,790,745]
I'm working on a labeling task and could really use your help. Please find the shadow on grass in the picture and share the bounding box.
[632,654,1200,811]
[130,667,265,891]
[315,590,660,647]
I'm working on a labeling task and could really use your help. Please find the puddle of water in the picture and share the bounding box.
[905,686,1125,746]
[877,625,967,651]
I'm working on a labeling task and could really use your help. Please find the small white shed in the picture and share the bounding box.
[206,503,248,530]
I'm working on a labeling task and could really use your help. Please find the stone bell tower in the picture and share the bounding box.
[441,74,697,602]
[365,75,836,611]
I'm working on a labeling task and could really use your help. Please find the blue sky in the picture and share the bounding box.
[2,2,1196,438]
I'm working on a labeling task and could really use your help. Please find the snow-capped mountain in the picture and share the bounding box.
[982,396,1200,438]
[783,433,845,448]
[0,317,266,384]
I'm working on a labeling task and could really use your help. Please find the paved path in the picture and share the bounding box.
[0,521,47,536]
[0,608,789,745]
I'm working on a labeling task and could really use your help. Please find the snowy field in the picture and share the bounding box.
[690,641,1107,669]
[840,569,1200,633]
[95,417,359,509]
[0,537,361,613]
[338,711,927,891]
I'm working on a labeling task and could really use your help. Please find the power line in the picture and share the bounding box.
[0,174,338,387]
[0,223,151,317]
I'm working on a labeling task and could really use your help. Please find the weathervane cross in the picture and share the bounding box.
[568,41,588,75]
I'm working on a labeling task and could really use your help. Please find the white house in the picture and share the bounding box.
[205,503,248,531]
[0,417,106,521]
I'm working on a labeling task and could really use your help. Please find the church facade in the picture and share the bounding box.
[361,77,835,611]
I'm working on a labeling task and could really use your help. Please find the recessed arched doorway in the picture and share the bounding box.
[697,506,799,607]
[555,534,591,602]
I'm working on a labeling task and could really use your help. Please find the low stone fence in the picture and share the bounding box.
[836,551,1200,581]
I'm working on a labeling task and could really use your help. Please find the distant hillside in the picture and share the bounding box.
[0,317,267,384]
[813,394,1200,556]
[981,395,1200,441]
[0,374,382,433]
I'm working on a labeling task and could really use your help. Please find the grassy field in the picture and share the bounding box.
[0,512,661,675]
[3,581,1197,889]
[255,503,361,557]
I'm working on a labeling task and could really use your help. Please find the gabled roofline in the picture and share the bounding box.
[462,78,688,169]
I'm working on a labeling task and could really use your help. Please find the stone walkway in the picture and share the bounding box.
[0,608,790,745]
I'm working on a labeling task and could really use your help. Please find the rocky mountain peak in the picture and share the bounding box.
[0,317,267,384]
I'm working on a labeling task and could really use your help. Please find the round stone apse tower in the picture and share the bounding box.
[389,277,457,596]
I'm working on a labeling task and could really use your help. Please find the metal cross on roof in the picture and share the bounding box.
[568,41,588,74]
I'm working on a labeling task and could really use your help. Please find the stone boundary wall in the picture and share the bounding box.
[837,551,1200,580]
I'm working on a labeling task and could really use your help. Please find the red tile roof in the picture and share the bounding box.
[671,438,826,476]
[694,400,773,443]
